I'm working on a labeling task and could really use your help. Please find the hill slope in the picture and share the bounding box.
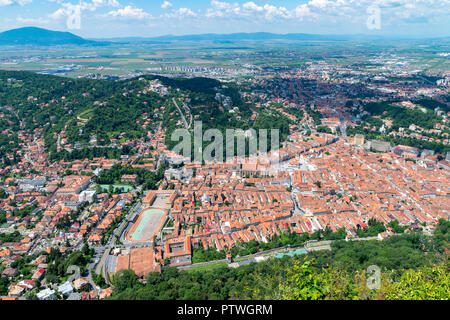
[0,70,271,162]
[0,27,96,45]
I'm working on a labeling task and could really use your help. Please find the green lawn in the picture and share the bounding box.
[183,262,228,273]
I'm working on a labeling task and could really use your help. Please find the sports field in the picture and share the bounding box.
[273,248,307,259]
[99,185,133,193]
[127,208,166,242]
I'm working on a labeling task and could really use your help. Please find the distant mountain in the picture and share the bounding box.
[101,32,351,42]
[0,27,98,46]
[150,32,348,41]
[97,32,450,43]
[2,28,447,46]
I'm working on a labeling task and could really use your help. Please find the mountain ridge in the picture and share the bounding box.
[93,32,450,42]
[0,27,98,46]
[2,27,448,46]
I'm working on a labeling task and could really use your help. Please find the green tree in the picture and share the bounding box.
[383,263,450,300]
[111,269,140,293]
[280,259,358,300]
[82,243,90,256]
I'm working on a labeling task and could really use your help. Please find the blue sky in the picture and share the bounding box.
[0,0,449,38]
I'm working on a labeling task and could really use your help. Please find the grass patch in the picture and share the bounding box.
[183,262,228,273]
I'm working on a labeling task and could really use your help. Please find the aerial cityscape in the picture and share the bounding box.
[0,0,448,306]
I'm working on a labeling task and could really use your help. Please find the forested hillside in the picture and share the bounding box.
[0,70,288,163]
[0,27,95,45]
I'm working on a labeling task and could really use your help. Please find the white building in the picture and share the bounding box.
[58,281,74,296]
[36,288,56,300]
[79,190,96,203]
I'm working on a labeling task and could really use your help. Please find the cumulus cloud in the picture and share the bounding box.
[205,0,238,18]
[206,1,293,20]
[16,15,50,25]
[294,4,312,20]
[242,2,291,20]
[201,0,450,29]
[308,0,331,9]
[27,0,450,34]
[0,0,32,6]
[92,0,120,7]
[202,0,324,21]
[175,7,197,17]
[108,5,151,19]
[162,7,197,19]
[161,1,172,9]
[48,0,124,29]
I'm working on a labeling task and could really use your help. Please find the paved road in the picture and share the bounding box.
[332,108,347,137]
[172,97,189,130]
[184,102,193,129]
[95,236,114,283]
[291,192,305,217]
[178,245,307,271]
[178,237,380,271]
[86,252,101,291]
[93,202,142,284]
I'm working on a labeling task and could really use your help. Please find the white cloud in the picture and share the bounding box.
[0,0,32,6]
[161,1,172,9]
[92,0,120,7]
[242,2,291,20]
[163,7,197,19]
[206,0,241,18]
[242,2,263,13]
[48,0,123,29]
[16,15,49,25]
[176,8,197,17]
[108,5,151,20]
[201,0,450,28]
[49,8,66,20]
[308,0,331,9]
[37,0,450,35]
[294,4,312,20]
[205,1,305,21]
[48,0,127,29]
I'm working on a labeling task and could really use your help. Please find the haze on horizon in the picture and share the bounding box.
[0,0,449,39]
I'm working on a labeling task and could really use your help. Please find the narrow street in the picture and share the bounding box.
[172,97,190,130]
